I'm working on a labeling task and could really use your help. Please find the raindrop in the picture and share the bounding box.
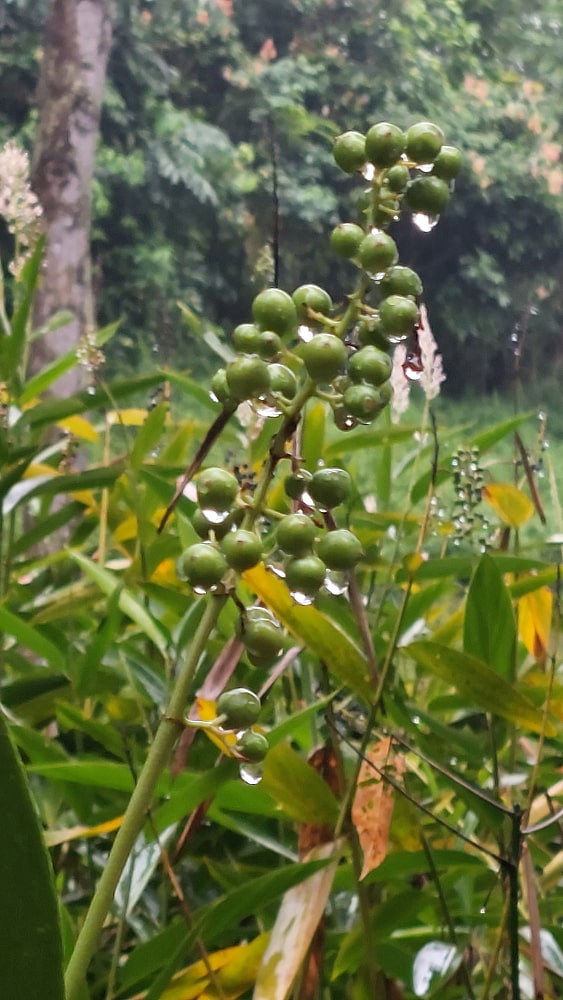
[451,458,459,468]
[417,163,434,173]
[510,331,519,344]
[412,213,439,232]
[201,508,231,525]
[269,563,287,580]
[404,361,424,382]
[368,270,387,282]
[300,490,315,508]
[412,715,421,725]
[87,384,96,396]
[385,332,409,344]
[290,590,315,607]
[298,324,314,343]
[362,163,376,181]
[538,410,546,422]
[251,397,282,418]
[209,391,220,404]
[239,763,263,785]
[324,571,348,596]
[479,906,486,915]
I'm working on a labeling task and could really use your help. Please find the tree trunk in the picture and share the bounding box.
[30,0,112,396]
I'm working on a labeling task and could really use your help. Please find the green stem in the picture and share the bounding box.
[64,593,227,1000]
[508,808,522,1000]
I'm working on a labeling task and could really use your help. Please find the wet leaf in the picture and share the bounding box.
[351,737,405,879]
[464,553,516,678]
[262,743,340,827]
[407,641,554,735]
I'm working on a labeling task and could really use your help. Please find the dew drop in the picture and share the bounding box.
[300,490,315,508]
[412,715,421,725]
[368,270,387,282]
[417,163,434,173]
[298,324,314,343]
[269,563,287,579]
[412,212,439,232]
[290,590,315,606]
[324,571,348,596]
[362,163,376,181]
[385,332,409,344]
[404,362,424,382]
[201,508,231,525]
[87,384,96,395]
[479,906,487,915]
[209,391,220,403]
[239,763,263,785]
[251,396,282,418]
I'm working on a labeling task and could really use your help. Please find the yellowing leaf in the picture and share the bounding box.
[151,558,181,585]
[107,408,148,427]
[23,462,58,479]
[57,415,99,442]
[113,516,139,542]
[351,738,405,879]
[195,697,237,753]
[134,936,269,1000]
[483,483,534,528]
[44,814,123,847]
[518,586,552,661]
[254,842,339,1000]
[243,565,372,700]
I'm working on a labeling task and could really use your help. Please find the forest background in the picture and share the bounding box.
[1,0,562,402]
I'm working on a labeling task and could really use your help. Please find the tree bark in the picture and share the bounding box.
[31,0,112,396]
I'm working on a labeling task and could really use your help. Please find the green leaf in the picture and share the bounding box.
[324,424,425,459]
[0,713,64,999]
[243,564,372,700]
[2,464,125,516]
[68,551,169,654]
[18,321,119,404]
[27,759,141,792]
[18,372,165,430]
[0,606,66,669]
[464,553,516,679]
[407,641,554,735]
[131,402,168,470]
[262,743,340,825]
[469,412,534,453]
[3,237,44,379]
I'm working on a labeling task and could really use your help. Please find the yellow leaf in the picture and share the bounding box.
[518,586,552,661]
[113,516,139,542]
[57,415,99,442]
[107,408,148,427]
[44,814,123,847]
[133,936,269,1000]
[482,483,534,528]
[23,462,58,479]
[254,842,340,1000]
[351,738,405,879]
[195,697,237,753]
[242,565,372,700]
[151,558,181,585]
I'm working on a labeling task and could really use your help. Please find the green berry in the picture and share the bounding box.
[386,164,411,192]
[405,176,450,216]
[379,295,419,337]
[226,355,271,400]
[192,507,241,540]
[358,230,398,274]
[268,363,297,399]
[221,529,263,571]
[301,333,347,384]
[405,121,444,164]
[276,513,318,556]
[284,469,313,501]
[240,609,283,662]
[252,288,298,337]
[379,265,423,299]
[292,284,332,321]
[315,529,364,570]
[210,368,232,404]
[378,380,393,406]
[232,323,262,354]
[257,331,283,360]
[330,223,365,259]
[217,688,261,730]
[355,317,388,349]
[342,384,387,423]
[432,145,462,181]
[285,555,327,598]
[348,346,392,386]
[365,122,406,168]
[310,467,351,509]
[333,130,366,173]
[197,468,239,512]
[179,542,227,590]
[235,730,269,762]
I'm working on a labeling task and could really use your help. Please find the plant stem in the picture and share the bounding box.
[64,593,227,1000]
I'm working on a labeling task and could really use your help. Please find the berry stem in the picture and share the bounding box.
[64,593,228,1000]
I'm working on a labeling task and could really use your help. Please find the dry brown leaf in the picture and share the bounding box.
[352,737,405,880]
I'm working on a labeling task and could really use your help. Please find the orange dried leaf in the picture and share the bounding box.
[352,738,405,879]
[518,587,552,662]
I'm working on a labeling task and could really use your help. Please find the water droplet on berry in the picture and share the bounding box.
[239,763,263,785]
[412,213,439,232]
[417,163,434,173]
[300,490,315,508]
[251,397,282,418]
[362,163,376,181]
[201,508,231,525]
[368,270,387,282]
[290,590,315,606]
[298,324,314,343]
[209,390,220,403]
[324,571,348,596]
